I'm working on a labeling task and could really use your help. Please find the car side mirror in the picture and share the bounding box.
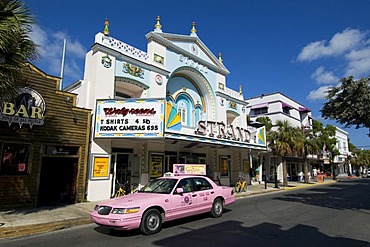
[176,188,184,194]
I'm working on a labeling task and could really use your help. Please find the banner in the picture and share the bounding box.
[173,164,206,175]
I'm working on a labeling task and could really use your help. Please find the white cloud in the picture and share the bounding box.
[51,31,86,58]
[311,66,339,84]
[298,28,370,101]
[297,28,366,62]
[64,59,83,80]
[297,40,327,61]
[29,25,47,49]
[29,24,86,80]
[345,46,370,77]
[66,40,86,58]
[307,86,331,100]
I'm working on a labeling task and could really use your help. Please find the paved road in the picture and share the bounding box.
[1,179,370,247]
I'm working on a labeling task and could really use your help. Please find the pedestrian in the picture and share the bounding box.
[313,168,317,181]
[298,171,304,182]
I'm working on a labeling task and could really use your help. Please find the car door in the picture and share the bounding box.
[170,178,199,220]
[191,177,216,212]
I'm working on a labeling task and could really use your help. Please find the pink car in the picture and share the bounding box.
[90,175,235,235]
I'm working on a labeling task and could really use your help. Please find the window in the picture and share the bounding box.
[192,177,213,191]
[177,178,193,193]
[283,107,290,115]
[252,107,268,116]
[139,178,177,194]
[177,102,187,125]
[180,108,186,124]
[0,143,30,175]
[115,91,131,99]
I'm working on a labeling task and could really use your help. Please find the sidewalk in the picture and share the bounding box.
[0,179,337,239]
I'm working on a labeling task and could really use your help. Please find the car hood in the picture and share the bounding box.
[98,192,167,208]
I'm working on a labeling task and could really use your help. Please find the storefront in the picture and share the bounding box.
[67,18,267,202]
[0,64,91,208]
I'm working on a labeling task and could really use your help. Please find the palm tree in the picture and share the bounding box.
[295,126,320,183]
[0,0,39,99]
[256,116,273,132]
[313,120,338,179]
[268,120,297,186]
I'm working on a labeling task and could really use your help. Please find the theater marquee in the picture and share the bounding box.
[94,99,164,138]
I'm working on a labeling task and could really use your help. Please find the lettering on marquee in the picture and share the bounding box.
[103,107,156,117]
[95,100,164,137]
[194,120,251,143]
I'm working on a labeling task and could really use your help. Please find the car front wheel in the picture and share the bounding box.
[211,198,223,218]
[140,209,162,235]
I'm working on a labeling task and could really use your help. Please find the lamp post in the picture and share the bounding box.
[272,140,279,188]
[264,158,267,190]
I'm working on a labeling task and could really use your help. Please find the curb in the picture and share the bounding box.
[234,180,337,197]
[0,217,91,239]
[234,188,283,198]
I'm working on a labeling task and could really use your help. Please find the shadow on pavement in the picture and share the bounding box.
[1,202,72,216]
[152,220,367,247]
[273,179,370,212]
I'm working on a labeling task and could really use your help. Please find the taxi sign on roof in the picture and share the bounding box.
[173,164,206,176]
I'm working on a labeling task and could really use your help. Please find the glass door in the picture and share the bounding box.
[111,153,132,196]
[165,155,178,173]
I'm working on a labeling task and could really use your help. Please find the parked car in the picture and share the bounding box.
[90,174,235,235]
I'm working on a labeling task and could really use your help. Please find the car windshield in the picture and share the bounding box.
[138,178,177,194]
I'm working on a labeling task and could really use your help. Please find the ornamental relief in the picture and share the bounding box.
[229,101,237,110]
[154,54,164,65]
[122,62,144,78]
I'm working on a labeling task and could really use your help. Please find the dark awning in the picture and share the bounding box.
[298,107,311,112]
[281,102,293,109]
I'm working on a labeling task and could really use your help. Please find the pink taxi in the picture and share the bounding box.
[90,175,235,235]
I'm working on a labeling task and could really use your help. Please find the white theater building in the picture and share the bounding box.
[66,18,266,201]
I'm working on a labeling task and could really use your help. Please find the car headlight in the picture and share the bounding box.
[112,207,140,214]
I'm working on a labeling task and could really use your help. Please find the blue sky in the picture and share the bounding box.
[26,0,370,149]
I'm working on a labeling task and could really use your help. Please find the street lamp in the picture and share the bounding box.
[264,155,267,190]
[272,140,279,188]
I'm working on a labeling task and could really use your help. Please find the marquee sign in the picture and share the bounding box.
[0,87,45,128]
[94,98,164,138]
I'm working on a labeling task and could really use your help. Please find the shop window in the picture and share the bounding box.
[0,143,30,175]
[220,156,229,177]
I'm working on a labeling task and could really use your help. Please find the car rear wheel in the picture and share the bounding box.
[140,209,162,235]
[211,198,223,218]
